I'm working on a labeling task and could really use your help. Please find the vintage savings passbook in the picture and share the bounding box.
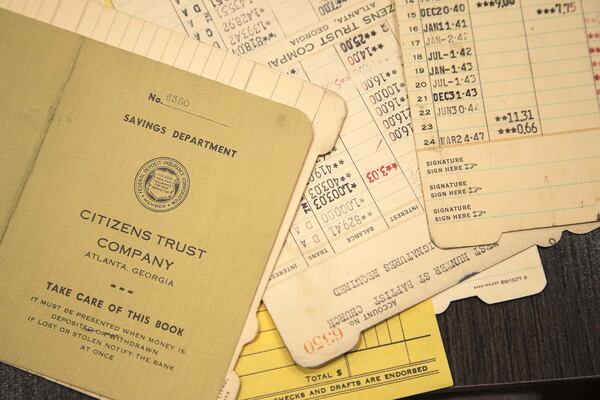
[0,1,345,398]
[0,7,318,400]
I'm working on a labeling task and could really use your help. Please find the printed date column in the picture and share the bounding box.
[399,0,490,149]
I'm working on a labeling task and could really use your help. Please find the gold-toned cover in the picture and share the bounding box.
[0,8,313,400]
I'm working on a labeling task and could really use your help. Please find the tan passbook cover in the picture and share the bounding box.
[1,0,347,398]
[0,7,316,400]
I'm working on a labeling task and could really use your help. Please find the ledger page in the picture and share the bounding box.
[396,0,600,246]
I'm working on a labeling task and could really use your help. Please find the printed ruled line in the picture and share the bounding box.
[299,56,393,234]
[344,354,352,376]
[478,39,590,56]
[426,178,600,201]
[267,1,286,37]
[258,327,277,334]
[158,30,174,60]
[131,1,164,18]
[291,196,373,242]
[333,45,425,212]
[291,188,337,256]
[429,204,597,225]
[465,0,492,142]
[416,125,599,151]
[371,182,417,203]
[422,154,600,178]
[413,31,589,50]
[404,55,592,73]
[289,223,312,267]
[158,102,230,127]
[302,0,320,21]
[423,113,598,136]
[239,345,287,358]
[116,15,133,48]
[30,0,44,17]
[198,0,226,46]
[479,8,587,26]
[168,0,189,36]
[519,0,544,136]
[238,358,437,396]
[347,334,431,356]
[398,315,411,364]
[237,362,296,379]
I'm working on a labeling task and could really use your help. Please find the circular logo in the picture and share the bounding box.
[134,157,190,212]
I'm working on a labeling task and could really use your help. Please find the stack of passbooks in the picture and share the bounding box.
[0,0,598,399]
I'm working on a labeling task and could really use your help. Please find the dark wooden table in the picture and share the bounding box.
[1,229,598,399]
[412,228,600,399]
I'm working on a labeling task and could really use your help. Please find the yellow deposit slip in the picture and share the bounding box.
[236,300,452,400]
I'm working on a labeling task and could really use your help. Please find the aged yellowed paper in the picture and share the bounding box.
[396,0,600,247]
[106,0,599,368]
[0,6,315,400]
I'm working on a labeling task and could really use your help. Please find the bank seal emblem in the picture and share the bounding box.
[134,157,190,212]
